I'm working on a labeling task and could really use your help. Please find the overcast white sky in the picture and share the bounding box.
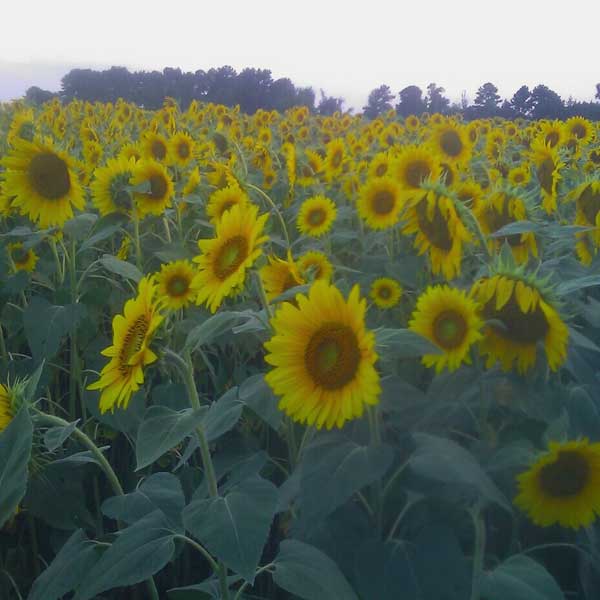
[1,0,598,109]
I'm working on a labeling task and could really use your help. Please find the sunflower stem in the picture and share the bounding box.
[255,271,274,323]
[50,238,65,285]
[68,239,79,420]
[133,210,143,271]
[163,216,172,243]
[367,405,384,535]
[0,324,8,371]
[170,349,231,600]
[246,183,291,250]
[469,505,486,600]
[32,409,161,600]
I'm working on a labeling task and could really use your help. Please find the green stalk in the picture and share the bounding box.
[367,405,384,534]
[133,211,143,271]
[68,240,78,419]
[469,506,486,600]
[32,410,159,600]
[0,324,8,371]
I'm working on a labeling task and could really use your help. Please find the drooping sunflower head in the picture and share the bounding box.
[370,277,402,309]
[91,156,136,216]
[529,137,564,214]
[297,195,337,237]
[357,176,404,230]
[1,138,85,228]
[409,285,483,372]
[132,159,174,218]
[156,260,199,310]
[296,250,333,282]
[515,439,600,529]
[324,138,346,180]
[264,280,381,429]
[470,272,568,374]
[87,275,164,413]
[260,254,305,302]
[169,131,196,167]
[206,184,250,224]
[7,242,38,273]
[193,203,269,313]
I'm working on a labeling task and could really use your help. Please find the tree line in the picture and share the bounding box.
[23,66,600,120]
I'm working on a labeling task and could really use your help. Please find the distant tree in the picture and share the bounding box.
[510,85,532,118]
[529,84,564,119]
[473,82,501,117]
[425,83,450,114]
[317,89,344,115]
[395,85,427,116]
[498,100,516,119]
[25,86,55,105]
[295,87,316,111]
[596,84,600,101]
[460,91,470,111]
[362,84,394,119]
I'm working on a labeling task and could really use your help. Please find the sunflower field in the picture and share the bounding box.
[2,98,600,600]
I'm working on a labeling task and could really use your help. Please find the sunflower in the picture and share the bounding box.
[474,190,538,264]
[453,180,484,211]
[91,156,136,216]
[569,180,600,243]
[296,250,333,282]
[193,203,269,313]
[169,131,196,168]
[402,189,472,280]
[370,278,402,309]
[530,138,564,214]
[539,121,565,149]
[565,117,594,145]
[470,274,569,373]
[131,159,174,218]
[141,131,171,164]
[264,281,380,430]
[87,276,164,413]
[409,285,483,372]
[182,167,202,198]
[405,115,420,132]
[1,138,85,228]
[260,254,304,302]
[156,260,199,310]
[0,383,15,432]
[297,195,337,237]
[357,176,404,230]
[368,152,393,178]
[324,138,346,181]
[7,109,36,144]
[515,439,600,529]
[117,236,131,261]
[118,143,142,163]
[429,123,471,165]
[206,184,249,224]
[7,242,38,273]
[393,146,442,203]
[508,165,531,186]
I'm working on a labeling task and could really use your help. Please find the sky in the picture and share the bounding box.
[1,0,598,110]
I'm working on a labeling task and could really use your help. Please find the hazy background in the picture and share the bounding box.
[1,0,598,109]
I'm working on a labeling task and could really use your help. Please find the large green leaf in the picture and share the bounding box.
[298,434,394,523]
[23,297,87,360]
[203,387,244,443]
[376,328,441,358]
[410,433,511,510]
[99,254,143,282]
[272,540,358,600]
[480,555,565,600]
[136,405,208,470]
[183,475,278,582]
[0,407,33,528]
[102,472,185,530]
[185,311,246,351]
[74,510,175,600]
[238,373,282,430]
[28,529,103,600]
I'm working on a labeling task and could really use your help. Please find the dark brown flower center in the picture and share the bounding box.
[577,185,600,224]
[371,190,396,215]
[537,158,555,195]
[214,235,248,280]
[538,450,590,497]
[119,316,149,373]
[167,275,190,297]
[151,140,167,160]
[308,208,326,226]
[149,174,168,200]
[404,160,431,189]
[433,310,467,349]
[439,130,463,157]
[28,152,71,200]
[415,198,453,251]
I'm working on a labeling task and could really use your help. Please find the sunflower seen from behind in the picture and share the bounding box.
[156,260,199,310]
[264,281,380,430]
[297,194,337,237]
[470,273,568,374]
[87,276,164,413]
[515,439,600,529]
[2,138,84,228]
[193,203,269,313]
[409,285,483,372]
[370,278,402,309]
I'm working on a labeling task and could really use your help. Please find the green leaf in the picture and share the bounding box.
[167,575,243,600]
[44,419,79,452]
[102,472,185,531]
[28,529,103,600]
[489,220,541,237]
[63,213,98,240]
[557,275,600,296]
[183,476,278,582]
[23,297,87,360]
[203,387,244,443]
[74,510,175,600]
[136,406,208,470]
[480,555,565,600]
[410,433,511,511]
[272,539,358,600]
[0,407,33,528]
[376,328,441,358]
[99,254,143,282]
[185,312,246,351]
[298,434,394,523]
[569,328,600,353]
[238,373,282,430]
[78,212,128,252]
